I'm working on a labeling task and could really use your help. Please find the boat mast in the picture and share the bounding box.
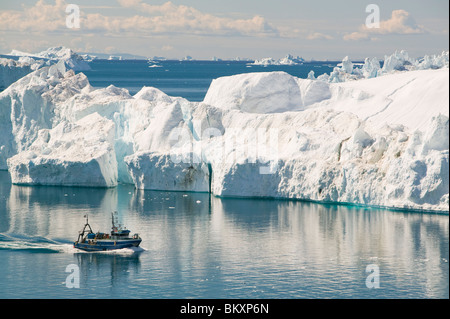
[111,211,119,232]
[77,214,93,242]
[83,214,93,233]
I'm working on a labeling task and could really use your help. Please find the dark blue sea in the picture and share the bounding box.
[81,59,338,101]
[0,60,448,300]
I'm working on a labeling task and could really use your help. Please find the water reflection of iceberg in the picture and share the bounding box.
[208,198,449,298]
[1,169,448,298]
[4,181,118,237]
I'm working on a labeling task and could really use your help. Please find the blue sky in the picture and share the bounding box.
[0,0,448,60]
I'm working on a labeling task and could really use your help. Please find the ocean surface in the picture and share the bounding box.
[0,169,448,299]
[0,60,448,299]
[81,59,338,101]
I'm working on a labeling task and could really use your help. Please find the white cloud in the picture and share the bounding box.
[377,10,425,34]
[117,0,142,8]
[306,32,334,40]
[0,0,67,32]
[113,0,279,36]
[344,9,425,41]
[0,0,278,37]
[343,31,371,41]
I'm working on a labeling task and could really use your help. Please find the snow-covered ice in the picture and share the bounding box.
[203,71,331,113]
[1,47,91,93]
[0,50,448,212]
[6,46,91,71]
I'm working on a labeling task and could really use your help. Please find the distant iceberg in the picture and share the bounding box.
[108,55,123,61]
[147,58,162,68]
[251,54,305,66]
[0,50,448,212]
[6,46,91,72]
[80,54,97,62]
[311,50,449,83]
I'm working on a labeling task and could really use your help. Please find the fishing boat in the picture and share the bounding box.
[74,213,141,252]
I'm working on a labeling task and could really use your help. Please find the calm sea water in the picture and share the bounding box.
[0,170,448,299]
[0,60,448,299]
[81,60,338,101]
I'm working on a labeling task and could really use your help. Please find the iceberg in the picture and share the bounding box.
[0,62,194,185]
[125,151,210,192]
[340,56,354,74]
[199,72,448,211]
[251,54,304,66]
[203,71,330,113]
[0,58,36,91]
[7,112,118,187]
[361,57,381,79]
[415,51,449,70]
[0,61,78,170]
[0,50,448,212]
[108,56,123,61]
[315,50,449,83]
[7,46,91,71]
[380,50,413,74]
[80,54,97,62]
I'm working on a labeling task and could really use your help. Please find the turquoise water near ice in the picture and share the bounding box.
[0,60,448,299]
[0,170,448,299]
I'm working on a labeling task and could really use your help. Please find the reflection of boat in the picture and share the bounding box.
[74,213,141,252]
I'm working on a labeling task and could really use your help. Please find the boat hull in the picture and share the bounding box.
[74,239,142,252]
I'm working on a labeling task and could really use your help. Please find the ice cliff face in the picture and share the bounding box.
[0,58,39,91]
[7,112,117,187]
[125,152,211,192]
[200,83,449,211]
[0,52,448,212]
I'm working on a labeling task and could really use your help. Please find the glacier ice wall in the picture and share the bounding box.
[0,52,448,212]
[0,58,35,91]
[7,112,118,187]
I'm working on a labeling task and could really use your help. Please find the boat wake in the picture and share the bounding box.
[0,233,67,253]
[72,245,146,255]
[0,233,146,255]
